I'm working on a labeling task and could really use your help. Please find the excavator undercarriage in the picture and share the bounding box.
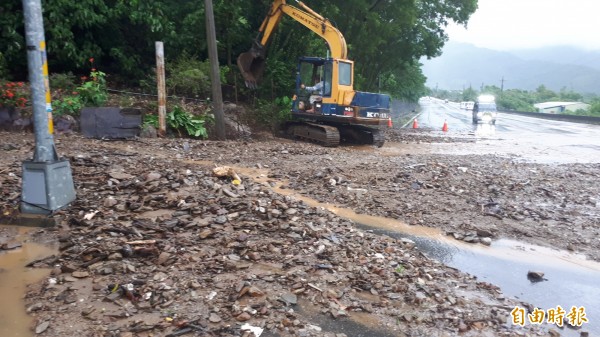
[284,122,384,147]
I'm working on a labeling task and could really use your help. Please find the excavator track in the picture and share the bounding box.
[371,128,385,148]
[337,125,385,147]
[286,122,340,147]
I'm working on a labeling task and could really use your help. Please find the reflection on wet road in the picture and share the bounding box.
[405,99,600,163]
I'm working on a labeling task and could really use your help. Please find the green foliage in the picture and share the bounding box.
[76,69,108,106]
[497,89,536,112]
[394,265,405,274]
[143,113,159,128]
[379,62,428,102]
[586,100,600,116]
[461,86,478,101]
[253,96,292,130]
[53,95,83,117]
[162,54,229,99]
[144,105,212,138]
[51,68,107,116]
[49,72,78,93]
[1,0,478,101]
[558,87,582,101]
[0,52,8,79]
[534,85,558,102]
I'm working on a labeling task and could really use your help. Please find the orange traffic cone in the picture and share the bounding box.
[442,120,448,132]
[412,118,418,129]
[387,117,393,128]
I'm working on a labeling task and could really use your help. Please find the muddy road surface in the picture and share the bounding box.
[1,127,598,337]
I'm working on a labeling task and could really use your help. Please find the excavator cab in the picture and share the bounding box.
[293,58,333,113]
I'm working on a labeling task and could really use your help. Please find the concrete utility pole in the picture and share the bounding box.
[155,41,167,137]
[21,0,75,214]
[204,0,225,140]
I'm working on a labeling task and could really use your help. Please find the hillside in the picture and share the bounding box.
[422,41,600,94]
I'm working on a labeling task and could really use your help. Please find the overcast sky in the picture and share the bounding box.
[446,0,600,51]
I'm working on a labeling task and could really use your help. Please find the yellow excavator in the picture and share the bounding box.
[238,0,391,147]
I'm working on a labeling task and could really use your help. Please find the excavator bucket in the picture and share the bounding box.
[237,41,266,89]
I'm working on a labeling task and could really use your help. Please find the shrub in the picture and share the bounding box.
[0,81,28,109]
[52,94,83,117]
[77,68,108,107]
[144,105,212,138]
[49,72,77,93]
[253,96,292,130]
[51,62,109,116]
[165,54,229,98]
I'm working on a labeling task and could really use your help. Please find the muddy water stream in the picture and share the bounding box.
[0,226,56,337]
[228,164,599,336]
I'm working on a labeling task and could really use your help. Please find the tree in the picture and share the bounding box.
[462,86,477,101]
[534,85,558,102]
[1,0,479,102]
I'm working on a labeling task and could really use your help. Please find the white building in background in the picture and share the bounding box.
[534,102,590,114]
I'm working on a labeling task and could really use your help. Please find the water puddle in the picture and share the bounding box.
[186,161,600,335]
[0,225,57,337]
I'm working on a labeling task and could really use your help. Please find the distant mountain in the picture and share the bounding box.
[422,42,600,94]
[510,46,600,71]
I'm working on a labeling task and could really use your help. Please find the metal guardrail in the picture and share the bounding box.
[499,110,600,125]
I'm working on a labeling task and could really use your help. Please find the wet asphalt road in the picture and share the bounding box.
[412,98,600,164]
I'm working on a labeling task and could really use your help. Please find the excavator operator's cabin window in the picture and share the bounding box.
[323,63,332,96]
[338,62,352,86]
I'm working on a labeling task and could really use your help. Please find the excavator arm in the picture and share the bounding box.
[237,0,348,88]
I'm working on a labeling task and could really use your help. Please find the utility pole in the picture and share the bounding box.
[500,76,505,93]
[21,0,75,214]
[205,0,225,140]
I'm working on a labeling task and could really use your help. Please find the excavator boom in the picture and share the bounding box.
[237,0,347,88]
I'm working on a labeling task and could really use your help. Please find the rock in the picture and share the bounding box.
[527,271,546,282]
[1,241,22,250]
[199,229,213,239]
[548,329,560,337]
[476,229,493,237]
[236,312,252,321]
[108,252,123,261]
[248,286,264,297]
[463,236,478,243]
[26,303,44,313]
[145,172,162,182]
[480,237,492,246]
[35,321,50,334]
[280,292,297,305]
[140,125,157,138]
[214,215,227,224]
[157,252,171,265]
[209,313,222,323]
[103,197,118,208]
[72,271,90,278]
[247,252,261,261]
